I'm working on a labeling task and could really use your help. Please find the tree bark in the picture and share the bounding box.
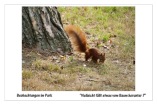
[22,7,72,54]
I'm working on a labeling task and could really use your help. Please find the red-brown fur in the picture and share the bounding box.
[85,48,105,63]
[64,25,105,63]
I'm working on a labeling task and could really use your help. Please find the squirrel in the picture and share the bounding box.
[64,25,105,63]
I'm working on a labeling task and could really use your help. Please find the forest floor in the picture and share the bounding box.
[22,7,135,91]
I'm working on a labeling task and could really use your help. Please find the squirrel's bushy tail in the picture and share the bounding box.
[64,25,88,52]
[64,25,105,63]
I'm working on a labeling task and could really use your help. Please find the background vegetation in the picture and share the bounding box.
[22,7,135,91]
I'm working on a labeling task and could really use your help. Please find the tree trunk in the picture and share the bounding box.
[22,7,72,54]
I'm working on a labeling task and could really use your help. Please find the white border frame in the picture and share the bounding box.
[4,4,153,101]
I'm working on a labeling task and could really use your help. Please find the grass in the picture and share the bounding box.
[22,69,33,79]
[22,6,135,91]
[32,59,60,72]
[102,33,111,42]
